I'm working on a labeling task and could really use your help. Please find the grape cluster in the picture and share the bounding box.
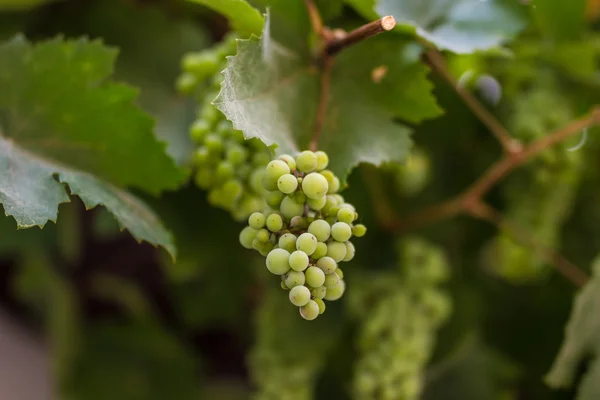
[177,36,272,222]
[239,150,366,320]
[350,237,452,400]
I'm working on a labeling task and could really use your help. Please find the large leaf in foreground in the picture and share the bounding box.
[215,14,441,183]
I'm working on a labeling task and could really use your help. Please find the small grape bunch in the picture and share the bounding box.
[177,36,273,222]
[239,150,367,320]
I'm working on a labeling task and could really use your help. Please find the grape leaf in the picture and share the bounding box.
[0,36,178,257]
[533,0,586,41]
[545,256,600,399]
[347,0,527,54]
[215,13,441,183]
[0,0,56,10]
[188,0,264,36]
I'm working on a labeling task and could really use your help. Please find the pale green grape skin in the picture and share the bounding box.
[266,249,291,275]
[331,222,352,242]
[312,242,328,259]
[324,280,345,301]
[264,160,290,190]
[289,250,310,272]
[278,233,297,253]
[339,203,356,212]
[300,300,320,320]
[278,154,296,170]
[289,286,311,307]
[329,176,341,193]
[305,266,326,287]
[343,241,355,262]
[189,120,210,142]
[204,134,223,153]
[315,151,329,171]
[195,169,212,189]
[266,214,284,232]
[296,151,318,173]
[316,257,337,274]
[280,281,289,290]
[248,212,266,230]
[277,174,298,194]
[226,144,247,165]
[337,208,355,224]
[266,191,284,208]
[284,271,306,288]
[256,228,270,243]
[308,220,331,242]
[302,173,329,200]
[334,268,344,279]
[280,196,304,220]
[307,196,327,210]
[324,273,340,288]
[353,224,367,238]
[296,233,318,255]
[321,195,338,214]
[239,226,257,249]
[314,298,326,314]
[332,194,345,205]
[327,241,347,262]
[311,286,327,299]
[176,72,197,95]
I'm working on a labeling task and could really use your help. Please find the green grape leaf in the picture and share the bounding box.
[533,0,586,41]
[0,0,56,10]
[545,256,600,399]
[215,13,441,183]
[188,0,264,36]
[0,36,178,257]
[348,0,527,54]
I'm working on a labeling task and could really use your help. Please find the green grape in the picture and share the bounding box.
[302,173,329,200]
[277,174,298,194]
[289,250,309,272]
[337,208,355,224]
[312,242,328,259]
[278,233,297,253]
[307,195,327,210]
[266,213,284,232]
[239,226,257,249]
[266,249,291,275]
[263,160,291,190]
[280,281,289,290]
[222,179,243,201]
[308,220,331,242]
[329,176,341,193]
[226,144,247,165]
[296,233,318,255]
[280,196,304,219]
[334,268,344,279]
[248,212,266,230]
[266,191,284,208]
[216,161,234,181]
[331,222,352,242]
[324,280,345,300]
[189,120,210,142]
[343,241,355,262]
[324,273,340,288]
[315,151,329,171]
[289,286,311,306]
[352,224,367,238]
[305,266,325,287]
[316,257,337,274]
[284,271,306,288]
[256,228,270,243]
[181,52,219,76]
[321,195,338,214]
[195,169,213,189]
[314,298,326,314]
[176,72,197,94]
[299,300,320,320]
[311,286,327,299]
[296,150,318,173]
[278,154,296,170]
[204,134,223,153]
[327,241,347,262]
[289,216,309,230]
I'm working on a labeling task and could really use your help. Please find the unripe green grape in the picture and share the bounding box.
[289,286,311,306]
[353,224,367,237]
[256,228,270,243]
[278,154,296,170]
[296,150,318,173]
[305,266,325,287]
[337,208,355,224]
[299,299,320,320]
[329,176,341,193]
[222,179,243,201]
[253,152,271,166]
[343,241,355,262]
[266,213,283,232]
[324,273,340,288]
[302,173,329,200]
[278,233,297,253]
[264,160,290,190]
[327,241,347,262]
[266,248,291,275]
[248,212,266,230]
[289,250,309,272]
[315,151,329,171]
[314,298,326,314]
[280,196,304,219]
[308,220,331,242]
[334,268,344,279]
[296,233,318,255]
[280,281,289,290]
[331,222,352,242]
[216,120,232,135]
[289,216,309,230]
[266,191,284,208]
[307,195,327,210]
[226,144,247,165]
[176,72,197,94]
[284,270,305,288]
[182,53,219,76]
[324,279,345,301]
[294,191,307,204]
[194,169,213,189]
[277,174,298,194]
[216,161,234,181]
[332,194,345,205]
[193,146,210,165]
[204,134,223,153]
[316,256,337,274]
[249,169,265,194]
[189,120,210,142]
[239,226,257,249]
[339,203,355,212]
[321,195,338,214]
[320,170,335,185]
[312,242,328,259]
[311,286,327,299]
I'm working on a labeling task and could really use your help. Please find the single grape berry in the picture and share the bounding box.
[308,220,331,242]
[324,272,340,288]
[331,222,352,242]
[289,286,311,307]
[337,208,355,224]
[305,266,326,287]
[324,280,345,301]
[266,213,284,232]
[296,150,318,173]
[315,151,329,171]
[289,250,310,272]
[317,257,337,274]
[297,233,318,255]
[314,298,326,314]
[311,286,327,300]
[353,224,367,237]
[266,249,291,275]
[299,300,320,320]
[277,174,298,194]
[312,242,328,260]
[248,212,266,229]
[278,233,297,253]
[327,241,347,262]
[302,173,329,200]
[343,241,355,262]
[284,271,306,288]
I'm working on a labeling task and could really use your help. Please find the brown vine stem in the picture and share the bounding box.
[468,202,589,287]
[425,49,522,155]
[326,16,396,56]
[303,0,324,37]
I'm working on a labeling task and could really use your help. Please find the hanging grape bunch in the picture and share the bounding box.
[177,35,273,222]
[239,150,367,320]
